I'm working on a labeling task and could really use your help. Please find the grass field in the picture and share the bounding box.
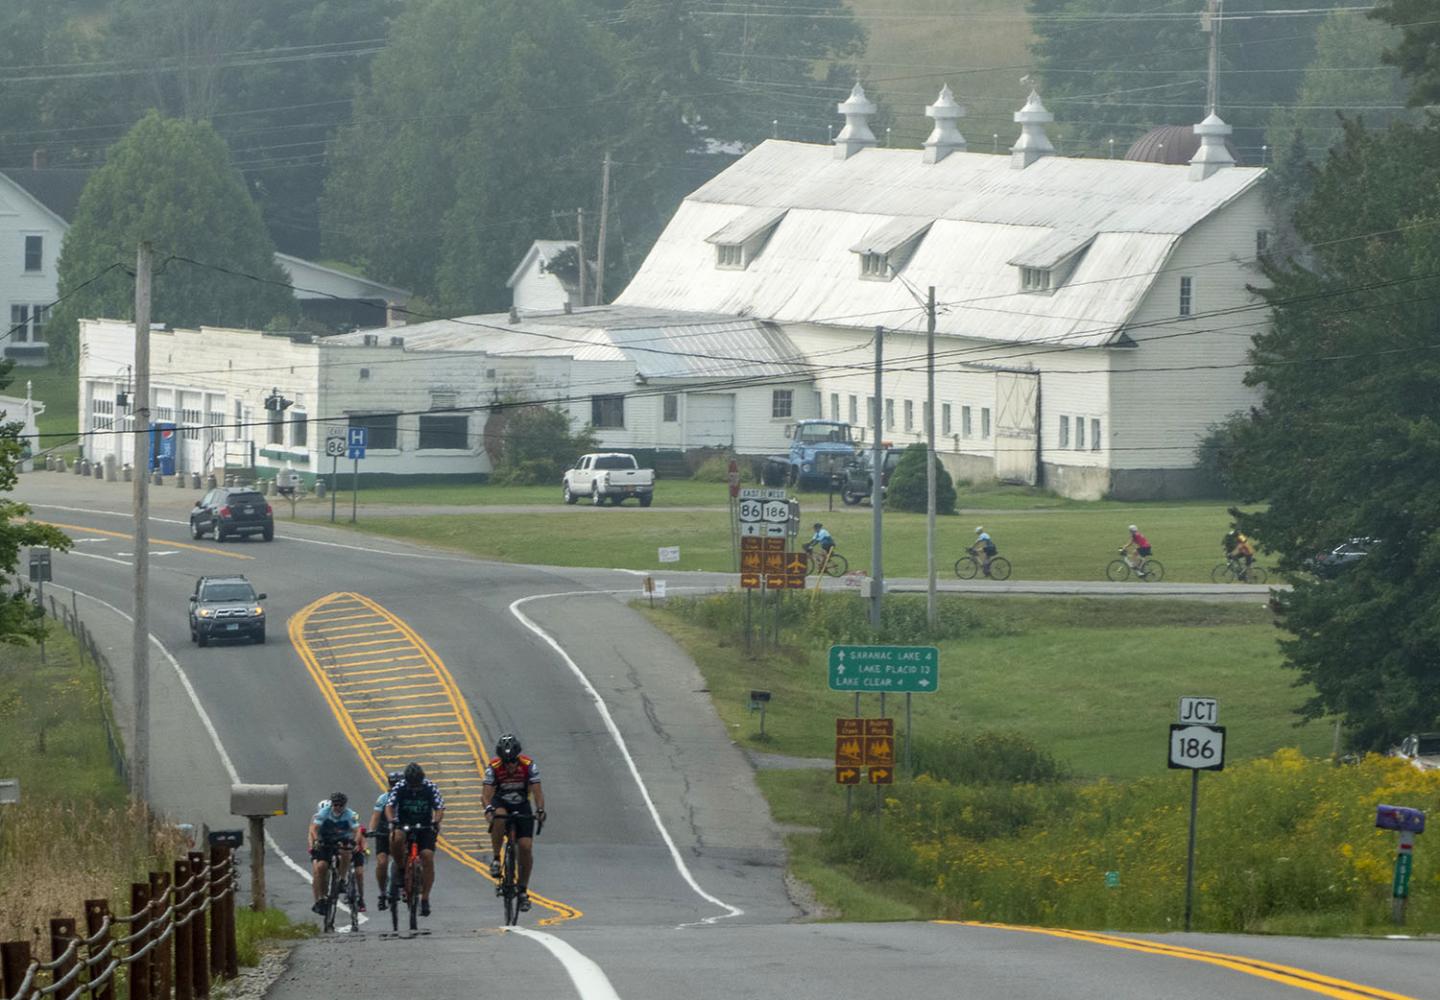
[648,596,1328,780]
[351,496,1265,584]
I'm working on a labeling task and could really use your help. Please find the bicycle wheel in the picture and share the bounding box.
[1105,559,1131,582]
[387,859,400,933]
[1211,563,1236,584]
[989,557,1012,581]
[1246,565,1267,584]
[346,869,359,932]
[502,837,519,926]
[322,866,339,933]
[406,854,420,931]
[1140,558,1165,582]
[954,556,978,580]
[824,553,848,577]
[806,551,822,576]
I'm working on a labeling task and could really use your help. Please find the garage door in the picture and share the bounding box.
[994,371,1039,485]
[686,393,735,448]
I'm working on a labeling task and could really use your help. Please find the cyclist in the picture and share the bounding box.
[1225,529,1255,577]
[314,796,368,911]
[385,763,445,917]
[483,734,546,913]
[308,792,361,915]
[1123,524,1154,576]
[970,526,999,577]
[369,770,403,911]
[804,523,835,562]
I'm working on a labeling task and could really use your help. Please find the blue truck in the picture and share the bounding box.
[769,419,858,488]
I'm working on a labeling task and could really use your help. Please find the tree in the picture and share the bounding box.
[46,112,295,368]
[490,405,598,486]
[1226,119,1440,749]
[0,360,70,647]
[884,443,956,515]
[1372,0,1440,105]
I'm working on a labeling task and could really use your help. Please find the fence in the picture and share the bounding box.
[0,849,238,1000]
[44,593,128,787]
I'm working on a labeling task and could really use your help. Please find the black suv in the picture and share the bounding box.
[191,486,274,542]
[189,575,267,646]
[840,449,902,505]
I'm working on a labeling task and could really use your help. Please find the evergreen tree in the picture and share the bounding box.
[46,112,295,368]
[885,443,956,515]
[1372,0,1440,105]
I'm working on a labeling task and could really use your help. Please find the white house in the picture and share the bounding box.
[615,85,1270,499]
[506,240,585,311]
[275,253,411,330]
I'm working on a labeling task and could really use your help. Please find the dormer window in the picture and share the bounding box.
[860,252,888,279]
[851,218,933,283]
[1021,267,1051,292]
[706,206,787,272]
[716,244,745,269]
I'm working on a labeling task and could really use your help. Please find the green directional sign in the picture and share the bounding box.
[1394,852,1413,899]
[828,645,939,693]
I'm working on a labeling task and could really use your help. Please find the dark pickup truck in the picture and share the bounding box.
[840,449,902,505]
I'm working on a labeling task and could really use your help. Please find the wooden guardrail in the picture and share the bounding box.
[0,849,238,1000]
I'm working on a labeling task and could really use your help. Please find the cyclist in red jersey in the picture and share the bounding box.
[483,734,546,913]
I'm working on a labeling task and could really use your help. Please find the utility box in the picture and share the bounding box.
[230,783,288,817]
[1376,804,1426,834]
[276,470,301,496]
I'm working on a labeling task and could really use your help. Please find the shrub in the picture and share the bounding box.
[913,731,1070,785]
[885,443,957,514]
[1194,411,1252,498]
[490,405,597,485]
[692,454,752,483]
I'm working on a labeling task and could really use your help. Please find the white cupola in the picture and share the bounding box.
[1010,89,1054,169]
[833,82,878,160]
[1188,112,1236,181]
[923,84,966,163]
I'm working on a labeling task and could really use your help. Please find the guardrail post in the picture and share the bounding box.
[48,918,77,983]
[213,847,237,980]
[84,900,113,1000]
[128,884,150,1000]
[173,860,193,1000]
[148,871,171,1000]
[186,853,209,997]
[1,941,32,999]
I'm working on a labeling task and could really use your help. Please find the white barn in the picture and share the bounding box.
[616,86,1269,499]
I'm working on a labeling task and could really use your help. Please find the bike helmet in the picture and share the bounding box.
[974,526,984,534]
[387,770,404,787]
[495,733,522,762]
[1128,524,1139,533]
[329,792,348,809]
[403,762,425,785]
[813,522,823,530]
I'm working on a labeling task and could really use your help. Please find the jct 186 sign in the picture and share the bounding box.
[1168,724,1226,771]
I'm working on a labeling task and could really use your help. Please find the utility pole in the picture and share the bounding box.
[131,241,152,802]
[869,325,885,629]
[596,151,612,307]
[577,207,587,306]
[925,286,937,629]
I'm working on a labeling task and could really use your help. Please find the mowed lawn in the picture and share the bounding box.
[351,497,1264,583]
[647,598,1331,780]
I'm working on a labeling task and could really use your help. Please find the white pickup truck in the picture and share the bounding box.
[562,453,655,507]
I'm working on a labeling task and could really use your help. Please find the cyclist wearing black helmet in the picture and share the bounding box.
[308,792,360,915]
[369,770,404,911]
[385,762,445,916]
[483,734,545,912]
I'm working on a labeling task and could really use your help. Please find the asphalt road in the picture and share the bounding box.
[12,472,1431,1000]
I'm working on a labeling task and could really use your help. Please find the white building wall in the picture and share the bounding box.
[511,263,574,312]
[0,184,63,363]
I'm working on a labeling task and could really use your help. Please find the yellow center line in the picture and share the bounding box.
[36,520,254,561]
[935,923,1418,1000]
[291,592,582,925]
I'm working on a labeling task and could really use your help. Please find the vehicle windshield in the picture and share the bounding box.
[796,424,852,445]
[203,583,256,602]
[592,455,636,470]
[1416,735,1440,755]
[227,493,265,506]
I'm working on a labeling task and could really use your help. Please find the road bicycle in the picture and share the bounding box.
[492,810,544,926]
[954,546,1011,581]
[1105,547,1165,582]
[1211,557,1266,584]
[806,546,848,576]
[316,840,357,933]
[387,823,434,934]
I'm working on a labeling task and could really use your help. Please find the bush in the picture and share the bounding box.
[913,731,1070,785]
[692,454,752,483]
[885,443,956,514]
[663,592,1001,645]
[490,405,597,485]
[1194,411,1252,498]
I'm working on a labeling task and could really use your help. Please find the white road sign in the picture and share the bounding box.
[739,499,763,522]
[762,499,789,523]
[658,546,680,563]
[325,436,346,458]
[1169,724,1225,771]
[1178,697,1218,725]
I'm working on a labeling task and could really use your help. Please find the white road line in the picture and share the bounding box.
[67,551,132,567]
[28,502,190,527]
[509,590,743,925]
[53,584,359,922]
[508,928,623,999]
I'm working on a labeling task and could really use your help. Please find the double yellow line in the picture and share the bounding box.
[290,591,581,924]
[34,520,253,560]
[936,922,1418,999]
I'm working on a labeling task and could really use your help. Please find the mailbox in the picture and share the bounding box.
[1376,804,1426,834]
[276,470,301,497]
[231,783,288,817]
[208,829,245,849]
[748,690,771,710]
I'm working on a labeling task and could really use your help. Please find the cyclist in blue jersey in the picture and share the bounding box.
[385,763,445,917]
[308,793,361,915]
[369,770,403,911]
[804,523,835,557]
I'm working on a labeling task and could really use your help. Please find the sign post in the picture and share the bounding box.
[325,433,345,523]
[28,547,51,662]
[1169,701,1225,932]
[1375,804,1425,925]
[346,426,367,523]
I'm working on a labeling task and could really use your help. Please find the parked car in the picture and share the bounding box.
[1306,537,1374,577]
[1392,733,1440,772]
[190,486,274,542]
[840,448,902,505]
[562,453,655,506]
[189,575,267,646]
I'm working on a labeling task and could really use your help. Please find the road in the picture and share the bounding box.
[11,472,1430,1000]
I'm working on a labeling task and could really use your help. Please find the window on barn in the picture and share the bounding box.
[662,394,679,423]
[942,403,952,436]
[848,395,858,425]
[981,407,991,439]
[268,408,284,445]
[715,244,744,269]
[771,389,793,419]
[1091,418,1102,451]
[290,411,308,447]
[860,252,889,279]
[590,395,625,429]
[830,393,840,421]
[962,405,972,439]
[904,399,914,432]
[418,414,468,449]
[1179,276,1193,317]
[349,412,398,449]
[1020,266,1051,292]
[1074,416,1085,450]
[1059,415,1070,449]
[24,236,42,272]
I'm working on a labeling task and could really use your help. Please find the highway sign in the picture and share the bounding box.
[739,487,787,500]
[739,498,763,522]
[740,536,760,552]
[835,734,863,768]
[835,767,861,785]
[741,551,762,573]
[739,573,761,590]
[347,425,368,460]
[1394,851,1413,898]
[763,551,785,573]
[325,436,346,458]
[869,767,893,785]
[765,573,786,589]
[828,645,939,693]
[836,719,862,737]
[1168,724,1226,771]
[1179,696,1219,725]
